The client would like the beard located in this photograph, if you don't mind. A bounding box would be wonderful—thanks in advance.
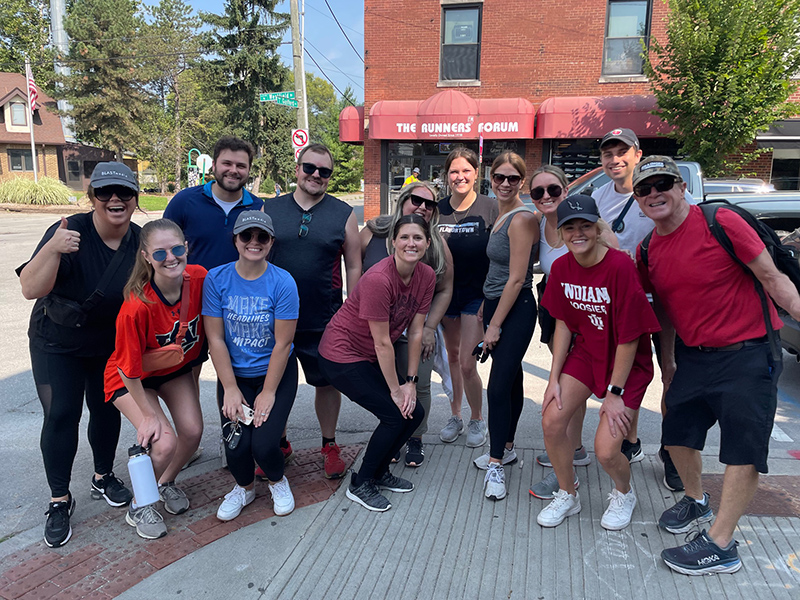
[213,169,247,193]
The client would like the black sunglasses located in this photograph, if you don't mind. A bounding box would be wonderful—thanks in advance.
[491,173,522,186]
[408,194,437,211]
[298,212,312,238]
[151,245,186,262]
[301,162,333,179]
[238,229,271,244]
[94,186,135,202]
[633,177,676,197]
[530,184,564,200]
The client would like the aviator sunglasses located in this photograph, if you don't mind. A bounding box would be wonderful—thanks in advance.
[530,184,563,201]
[408,194,438,211]
[151,245,186,262]
[238,229,271,244]
[633,177,676,198]
[94,186,136,202]
[301,162,333,179]
[491,173,522,186]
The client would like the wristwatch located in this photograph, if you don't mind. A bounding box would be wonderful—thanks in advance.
[406,375,419,384]
[607,384,624,396]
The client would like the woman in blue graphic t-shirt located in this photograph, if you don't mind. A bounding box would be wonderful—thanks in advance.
[203,211,300,520]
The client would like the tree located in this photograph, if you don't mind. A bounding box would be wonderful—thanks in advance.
[644,0,800,176]
[0,1,55,90]
[60,0,151,159]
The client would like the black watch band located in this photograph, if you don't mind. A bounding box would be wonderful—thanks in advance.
[607,384,624,396]
[406,375,419,384]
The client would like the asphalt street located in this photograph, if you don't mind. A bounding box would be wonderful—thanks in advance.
[2,209,800,552]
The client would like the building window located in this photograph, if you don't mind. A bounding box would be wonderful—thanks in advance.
[67,160,81,182]
[10,102,28,126]
[603,0,651,76]
[441,5,481,81]
[9,149,34,172]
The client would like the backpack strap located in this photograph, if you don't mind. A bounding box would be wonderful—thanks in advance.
[640,229,654,269]
[174,271,192,347]
[611,195,637,233]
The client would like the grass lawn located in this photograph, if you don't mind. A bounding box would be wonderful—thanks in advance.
[138,195,170,211]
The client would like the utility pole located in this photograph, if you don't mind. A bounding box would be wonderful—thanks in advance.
[290,0,309,132]
[50,0,76,142]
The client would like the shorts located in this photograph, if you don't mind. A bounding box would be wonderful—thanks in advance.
[536,278,556,344]
[662,340,780,473]
[189,337,209,368]
[109,363,193,403]
[293,330,331,388]
[561,344,649,410]
[444,289,483,318]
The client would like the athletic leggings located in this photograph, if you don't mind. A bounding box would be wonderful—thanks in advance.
[217,354,298,485]
[319,356,424,485]
[483,289,537,460]
[394,335,434,437]
[30,348,122,498]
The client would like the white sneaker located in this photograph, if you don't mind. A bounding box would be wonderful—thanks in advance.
[600,488,637,530]
[269,476,295,516]
[473,446,518,470]
[217,484,255,521]
[537,489,581,527]
[484,463,506,501]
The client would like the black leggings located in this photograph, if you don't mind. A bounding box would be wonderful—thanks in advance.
[30,348,122,497]
[483,289,537,460]
[319,356,424,484]
[217,354,298,485]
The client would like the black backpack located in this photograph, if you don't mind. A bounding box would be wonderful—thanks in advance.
[640,199,800,360]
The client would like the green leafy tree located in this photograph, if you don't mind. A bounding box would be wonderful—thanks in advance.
[644,0,800,176]
[0,0,54,89]
[60,0,151,159]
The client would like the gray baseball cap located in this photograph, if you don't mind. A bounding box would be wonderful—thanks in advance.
[632,155,683,188]
[233,211,274,237]
[556,194,600,228]
[90,162,139,191]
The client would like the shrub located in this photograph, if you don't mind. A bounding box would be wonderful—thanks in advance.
[0,177,71,205]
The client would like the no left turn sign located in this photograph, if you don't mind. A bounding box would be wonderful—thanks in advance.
[292,129,309,149]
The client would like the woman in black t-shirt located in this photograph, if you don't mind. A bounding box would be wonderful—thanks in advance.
[17,162,141,549]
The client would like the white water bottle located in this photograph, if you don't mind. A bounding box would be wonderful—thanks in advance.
[127,445,159,506]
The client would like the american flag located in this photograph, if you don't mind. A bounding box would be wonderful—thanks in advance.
[26,63,38,114]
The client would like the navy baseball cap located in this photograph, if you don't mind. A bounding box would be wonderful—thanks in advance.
[600,128,640,151]
[90,162,139,192]
[557,194,600,228]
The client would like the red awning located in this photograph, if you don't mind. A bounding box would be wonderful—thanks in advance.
[365,89,535,140]
[339,105,364,143]
[535,95,672,139]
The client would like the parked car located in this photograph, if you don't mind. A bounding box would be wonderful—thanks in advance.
[704,178,775,194]
[567,161,704,202]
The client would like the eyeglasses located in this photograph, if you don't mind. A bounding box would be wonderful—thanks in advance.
[408,194,437,211]
[301,162,333,179]
[238,229,271,244]
[530,184,564,200]
[633,177,676,197]
[491,173,522,186]
[151,245,186,262]
[298,212,312,238]
[94,186,135,202]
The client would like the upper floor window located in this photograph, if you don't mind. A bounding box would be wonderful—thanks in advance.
[10,102,27,126]
[441,5,482,82]
[603,0,651,76]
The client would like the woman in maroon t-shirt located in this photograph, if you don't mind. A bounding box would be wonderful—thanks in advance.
[536,195,659,531]
[319,215,436,512]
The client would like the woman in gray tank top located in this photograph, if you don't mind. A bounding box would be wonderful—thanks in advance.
[474,152,539,502]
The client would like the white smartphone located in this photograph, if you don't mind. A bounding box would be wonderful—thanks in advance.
[240,404,254,426]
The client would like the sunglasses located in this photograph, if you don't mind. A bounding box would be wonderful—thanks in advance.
[151,245,186,262]
[633,177,676,198]
[408,194,437,211]
[531,184,564,200]
[301,162,333,179]
[94,186,135,202]
[238,229,271,244]
[491,173,522,186]
[298,211,312,238]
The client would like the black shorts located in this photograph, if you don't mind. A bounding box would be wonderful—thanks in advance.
[293,330,331,388]
[536,278,556,344]
[662,340,781,473]
[189,337,209,368]
[109,363,193,403]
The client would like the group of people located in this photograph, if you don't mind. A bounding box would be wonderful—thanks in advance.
[19,129,800,577]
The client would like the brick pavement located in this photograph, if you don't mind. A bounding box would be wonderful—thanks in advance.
[0,445,360,600]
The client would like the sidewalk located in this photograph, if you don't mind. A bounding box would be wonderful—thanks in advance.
[2,440,799,599]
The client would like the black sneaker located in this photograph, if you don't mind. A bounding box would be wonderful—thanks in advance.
[662,529,741,575]
[90,472,133,507]
[345,473,392,512]
[44,494,75,548]
[375,470,414,493]
[658,446,685,492]
[658,493,714,533]
[621,438,644,463]
[404,437,424,467]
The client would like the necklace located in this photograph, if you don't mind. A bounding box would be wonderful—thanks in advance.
[452,193,476,225]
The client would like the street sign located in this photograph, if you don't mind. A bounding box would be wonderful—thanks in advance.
[260,91,296,102]
[197,153,212,173]
[292,129,309,149]
[275,98,299,108]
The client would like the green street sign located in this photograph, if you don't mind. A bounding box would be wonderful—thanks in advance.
[275,98,299,108]
[260,91,296,102]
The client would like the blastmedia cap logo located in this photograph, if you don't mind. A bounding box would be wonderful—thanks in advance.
[641,161,665,172]
[611,129,623,135]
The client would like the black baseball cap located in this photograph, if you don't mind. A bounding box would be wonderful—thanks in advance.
[556,194,600,228]
[600,128,640,151]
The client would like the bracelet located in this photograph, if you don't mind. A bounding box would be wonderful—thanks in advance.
[406,375,419,384]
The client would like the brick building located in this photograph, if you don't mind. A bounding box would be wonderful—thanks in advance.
[341,1,800,220]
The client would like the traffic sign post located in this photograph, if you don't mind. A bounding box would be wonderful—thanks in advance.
[292,128,309,162]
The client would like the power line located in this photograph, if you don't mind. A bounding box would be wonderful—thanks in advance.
[304,1,363,37]
[322,0,364,63]
[304,38,364,90]
[304,47,355,106]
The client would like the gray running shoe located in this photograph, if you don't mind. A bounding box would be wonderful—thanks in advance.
[465,419,488,448]
[126,504,167,540]
[159,482,190,515]
[346,473,391,512]
[528,471,580,500]
[473,446,517,470]
[536,446,591,468]
[439,416,464,443]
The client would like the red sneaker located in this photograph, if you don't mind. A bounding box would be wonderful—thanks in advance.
[255,443,296,480]
[321,442,346,479]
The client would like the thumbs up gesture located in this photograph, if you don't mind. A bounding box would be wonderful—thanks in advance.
[50,216,81,254]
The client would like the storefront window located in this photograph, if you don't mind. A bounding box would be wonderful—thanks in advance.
[547,137,681,181]
[772,149,800,190]
[603,0,651,76]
